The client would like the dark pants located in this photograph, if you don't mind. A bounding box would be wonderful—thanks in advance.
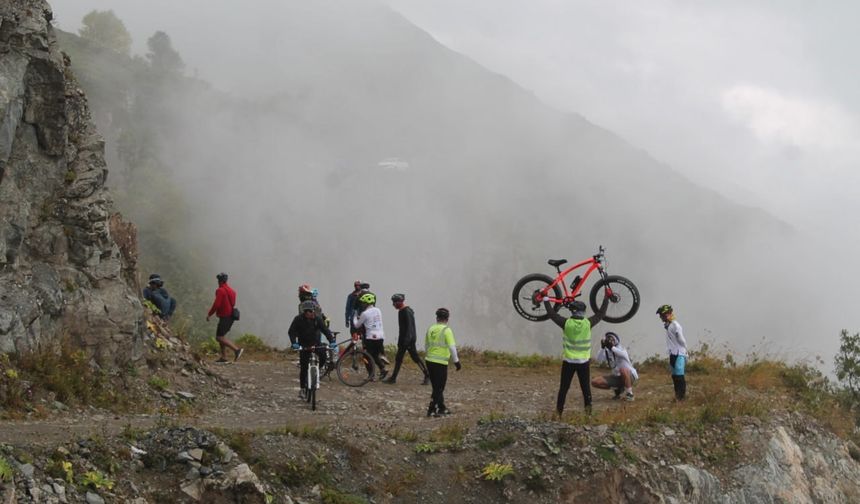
[298,348,326,390]
[427,361,448,413]
[389,339,428,380]
[670,355,687,400]
[557,361,591,414]
[364,339,387,374]
[216,316,234,337]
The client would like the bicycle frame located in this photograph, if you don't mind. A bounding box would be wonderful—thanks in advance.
[537,248,611,304]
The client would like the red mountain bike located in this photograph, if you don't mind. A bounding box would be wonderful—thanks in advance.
[512,246,640,323]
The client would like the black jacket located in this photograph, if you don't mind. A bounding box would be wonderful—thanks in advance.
[288,315,333,347]
[397,306,417,345]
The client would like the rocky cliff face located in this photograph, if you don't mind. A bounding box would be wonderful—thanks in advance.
[0,0,142,364]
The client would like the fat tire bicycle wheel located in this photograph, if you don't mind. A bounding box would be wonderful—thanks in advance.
[589,275,640,323]
[512,273,562,322]
[337,348,375,387]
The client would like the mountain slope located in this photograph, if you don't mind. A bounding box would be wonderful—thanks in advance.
[57,0,803,355]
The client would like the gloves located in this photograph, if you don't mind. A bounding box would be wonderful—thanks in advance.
[291,342,300,351]
[329,341,338,350]
[455,361,462,371]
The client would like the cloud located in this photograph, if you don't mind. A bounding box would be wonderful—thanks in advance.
[721,84,859,154]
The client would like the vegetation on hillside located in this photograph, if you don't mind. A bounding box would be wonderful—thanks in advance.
[58,25,215,344]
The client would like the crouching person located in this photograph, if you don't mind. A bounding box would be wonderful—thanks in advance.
[592,331,638,401]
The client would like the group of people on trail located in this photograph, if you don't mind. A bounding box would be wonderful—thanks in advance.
[287,281,459,417]
[546,299,687,417]
[146,270,685,418]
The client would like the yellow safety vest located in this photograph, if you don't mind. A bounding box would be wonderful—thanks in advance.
[562,318,592,361]
[425,323,455,365]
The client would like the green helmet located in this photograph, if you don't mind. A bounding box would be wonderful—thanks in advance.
[359,292,376,305]
[656,304,673,315]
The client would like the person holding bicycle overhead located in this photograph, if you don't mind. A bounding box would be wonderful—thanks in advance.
[544,298,608,416]
[352,292,388,380]
[657,304,687,401]
[289,300,336,398]
[384,293,430,385]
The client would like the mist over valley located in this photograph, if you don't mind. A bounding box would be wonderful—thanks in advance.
[50,0,857,366]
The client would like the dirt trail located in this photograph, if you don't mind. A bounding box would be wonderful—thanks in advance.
[0,357,665,445]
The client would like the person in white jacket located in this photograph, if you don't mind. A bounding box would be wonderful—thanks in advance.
[657,304,687,401]
[592,331,639,401]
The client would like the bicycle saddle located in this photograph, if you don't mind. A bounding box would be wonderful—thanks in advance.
[547,259,567,267]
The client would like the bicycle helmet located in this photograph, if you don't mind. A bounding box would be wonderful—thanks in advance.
[311,288,319,299]
[359,292,376,305]
[300,300,316,313]
[435,307,450,320]
[656,304,673,315]
[391,293,405,303]
[216,272,228,283]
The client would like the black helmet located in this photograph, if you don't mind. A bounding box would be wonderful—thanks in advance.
[300,300,316,313]
[567,300,586,311]
[435,307,450,320]
[360,282,371,290]
[391,293,405,303]
[216,272,229,283]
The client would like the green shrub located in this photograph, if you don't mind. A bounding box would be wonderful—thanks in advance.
[148,376,169,391]
[80,470,114,490]
[0,456,12,482]
[235,334,273,352]
[197,338,220,355]
[480,462,514,481]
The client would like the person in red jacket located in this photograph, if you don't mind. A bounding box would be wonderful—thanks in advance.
[206,272,243,363]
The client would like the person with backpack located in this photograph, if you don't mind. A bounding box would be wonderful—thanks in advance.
[424,308,461,417]
[142,273,177,320]
[206,272,243,363]
[383,293,429,385]
[657,304,687,400]
[592,331,638,401]
[544,298,608,416]
[344,281,362,329]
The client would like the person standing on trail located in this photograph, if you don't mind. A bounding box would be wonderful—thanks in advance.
[206,272,243,363]
[290,300,336,398]
[545,299,608,416]
[345,281,362,329]
[657,304,687,401]
[383,293,430,385]
[592,331,638,401]
[352,292,388,380]
[424,308,461,417]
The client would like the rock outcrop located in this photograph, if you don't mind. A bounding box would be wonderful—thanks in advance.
[0,0,142,364]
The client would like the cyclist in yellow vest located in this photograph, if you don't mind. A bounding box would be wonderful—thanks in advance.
[424,307,461,417]
[545,298,608,416]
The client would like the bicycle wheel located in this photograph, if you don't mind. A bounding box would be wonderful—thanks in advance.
[337,348,375,387]
[309,367,318,410]
[589,275,640,323]
[512,273,562,322]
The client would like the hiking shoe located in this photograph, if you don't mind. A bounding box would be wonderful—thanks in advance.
[234,348,245,362]
[215,358,230,364]
[437,408,452,416]
[379,369,389,380]
[382,378,396,384]
[624,392,634,402]
[299,389,306,399]
[612,389,622,400]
